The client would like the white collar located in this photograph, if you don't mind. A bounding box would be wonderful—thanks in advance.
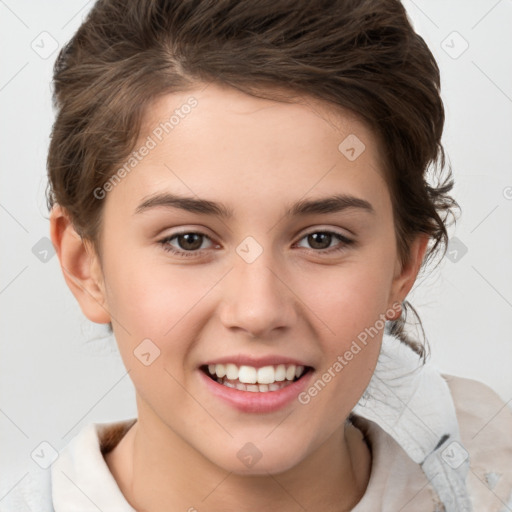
[353,328,472,511]
[51,420,136,511]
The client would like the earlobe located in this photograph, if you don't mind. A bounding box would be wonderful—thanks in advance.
[49,205,111,324]
[388,234,430,311]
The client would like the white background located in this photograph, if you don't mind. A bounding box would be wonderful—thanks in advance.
[1,0,511,492]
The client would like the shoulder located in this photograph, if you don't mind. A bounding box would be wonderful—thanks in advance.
[350,415,445,510]
[0,418,136,512]
[351,372,512,511]
[0,469,53,512]
[443,374,512,510]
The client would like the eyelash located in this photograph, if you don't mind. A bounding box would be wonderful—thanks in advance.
[158,230,355,259]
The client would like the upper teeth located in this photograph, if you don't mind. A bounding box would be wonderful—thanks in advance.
[207,364,305,384]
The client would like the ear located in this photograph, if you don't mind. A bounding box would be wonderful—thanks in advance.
[388,234,430,309]
[49,205,111,324]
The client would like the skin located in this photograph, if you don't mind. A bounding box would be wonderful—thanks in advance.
[50,82,428,511]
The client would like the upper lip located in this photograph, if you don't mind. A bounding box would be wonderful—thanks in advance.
[201,355,313,369]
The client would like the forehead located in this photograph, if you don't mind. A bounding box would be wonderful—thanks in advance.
[140,83,376,159]
[108,83,389,216]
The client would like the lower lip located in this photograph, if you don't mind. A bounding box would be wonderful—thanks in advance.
[198,369,314,413]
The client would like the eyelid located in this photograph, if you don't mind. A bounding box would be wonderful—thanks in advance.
[298,226,353,240]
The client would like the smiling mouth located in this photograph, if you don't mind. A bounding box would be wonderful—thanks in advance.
[200,363,314,393]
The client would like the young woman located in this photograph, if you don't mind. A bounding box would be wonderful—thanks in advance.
[3,1,511,511]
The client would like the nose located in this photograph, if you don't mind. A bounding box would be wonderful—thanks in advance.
[218,250,298,339]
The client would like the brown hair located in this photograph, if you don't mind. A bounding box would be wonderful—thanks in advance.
[47,0,458,357]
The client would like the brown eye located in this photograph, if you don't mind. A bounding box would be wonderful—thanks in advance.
[175,233,204,251]
[159,231,215,258]
[307,232,333,250]
[296,230,354,255]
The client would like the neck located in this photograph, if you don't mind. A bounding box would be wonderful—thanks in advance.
[105,411,371,512]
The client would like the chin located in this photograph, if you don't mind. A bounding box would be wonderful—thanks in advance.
[205,442,308,476]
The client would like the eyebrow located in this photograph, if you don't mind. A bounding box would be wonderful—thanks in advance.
[134,192,375,218]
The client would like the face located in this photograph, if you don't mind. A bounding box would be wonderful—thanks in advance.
[88,83,408,474]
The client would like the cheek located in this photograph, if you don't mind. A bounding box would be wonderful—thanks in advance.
[295,269,388,422]
[101,254,228,401]
[102,249,221,338]
[101,256,215,413]
[292,256,393,401]
[303,259,395,335]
